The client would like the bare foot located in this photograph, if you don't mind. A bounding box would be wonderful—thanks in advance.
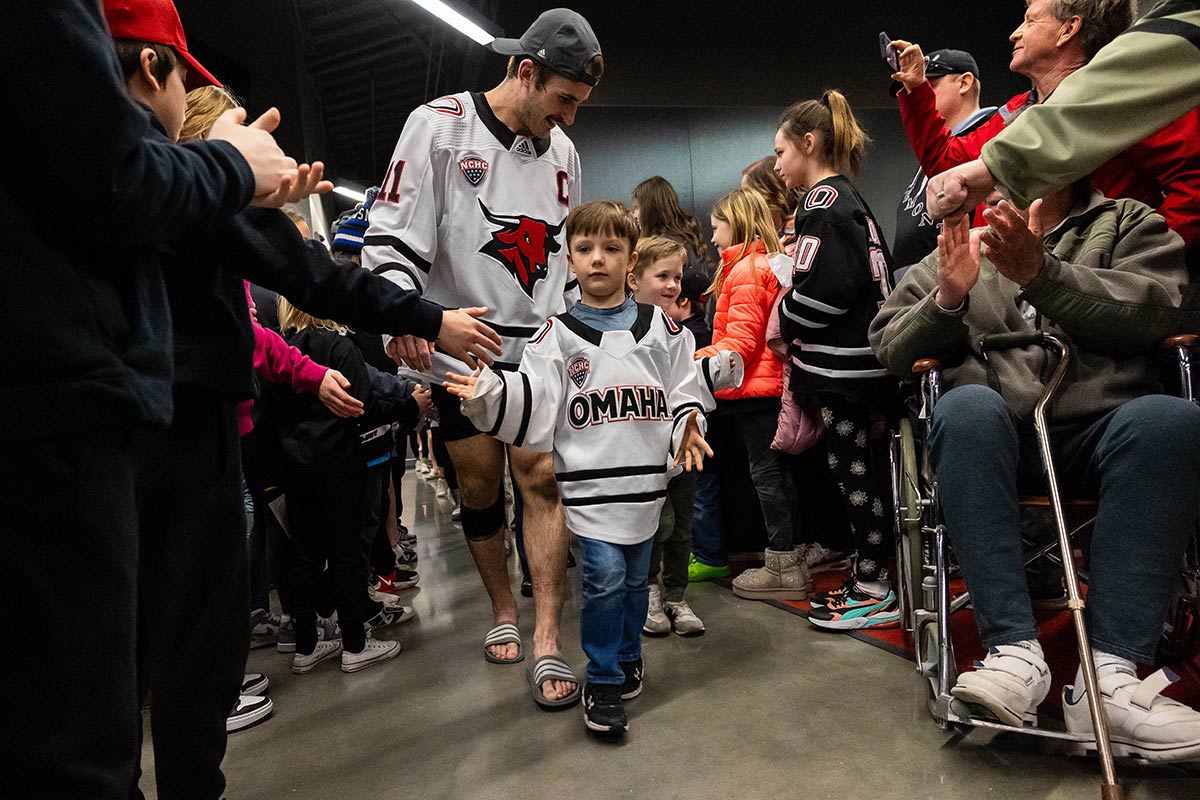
[486,641,520,662]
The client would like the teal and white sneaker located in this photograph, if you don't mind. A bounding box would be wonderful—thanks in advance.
[808,581,900,630]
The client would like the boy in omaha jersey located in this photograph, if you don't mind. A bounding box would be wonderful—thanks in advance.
[445,202,712,735]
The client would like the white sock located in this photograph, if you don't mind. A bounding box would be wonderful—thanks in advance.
[855,579,890,599]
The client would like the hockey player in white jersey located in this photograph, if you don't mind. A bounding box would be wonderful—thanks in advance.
[445,201,712,735]
[362,9,602,707]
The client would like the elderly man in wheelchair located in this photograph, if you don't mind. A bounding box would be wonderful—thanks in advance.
[868,182,1200,765]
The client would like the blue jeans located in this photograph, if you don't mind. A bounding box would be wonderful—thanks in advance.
[578,534,654,685]
[929,385,1200,663]
[691,472,726,567]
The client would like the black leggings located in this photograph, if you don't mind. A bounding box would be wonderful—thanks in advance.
[430,426,458,491]
[286,471,380,654]
[818,394,890,582]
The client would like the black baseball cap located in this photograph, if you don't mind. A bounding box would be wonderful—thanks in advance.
[679,267,710,305]
[488,8,603,87]
[890,48,980,96]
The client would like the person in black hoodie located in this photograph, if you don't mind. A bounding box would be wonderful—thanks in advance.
[121,21,504,799]
[0,2,311,797]
[266,299,405,674]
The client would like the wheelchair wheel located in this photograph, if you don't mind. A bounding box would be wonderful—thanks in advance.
[917,616,944,723]
[898,418,925,615]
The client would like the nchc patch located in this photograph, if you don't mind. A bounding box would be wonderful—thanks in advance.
[458,156,489,186]
[567,356,590,388]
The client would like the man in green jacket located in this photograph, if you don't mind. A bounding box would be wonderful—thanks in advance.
[926,1,1200,219]
[869,186,1200,761]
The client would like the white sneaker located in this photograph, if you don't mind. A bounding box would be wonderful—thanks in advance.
[415,459,431,477]
[292,639,343,674]
[341,638,402,673]
[227,694,273,733]
[664,599,705,636]
[435,478,450,498]
[951,643,1050,726]
[240,672,269,696]
[643,584,670,635]
[1064,666,1200,762]
[801,543,852,574]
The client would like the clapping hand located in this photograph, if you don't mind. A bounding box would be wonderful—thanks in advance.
[980,200,1046,288]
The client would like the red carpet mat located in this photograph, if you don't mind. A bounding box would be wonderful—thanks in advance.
[718,563,1200,715]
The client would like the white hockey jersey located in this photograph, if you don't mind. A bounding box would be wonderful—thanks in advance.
[461,304,707,545]
[362,91,582,381]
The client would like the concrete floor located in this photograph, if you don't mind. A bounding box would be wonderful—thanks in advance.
[140,476,1200,799]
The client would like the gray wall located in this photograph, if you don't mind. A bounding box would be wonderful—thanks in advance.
[567,106,916,248]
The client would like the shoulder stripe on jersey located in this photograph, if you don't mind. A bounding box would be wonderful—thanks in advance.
[663,311,682,335]
[556,464,668,482]
[700,356,716,394]
[488,371,509,438]
[512,371,533,448]
[484,321,542,339]
[560,489,669,507]
[490,360,520,372]
[363,235,431,273]
[529,320,555,346]
[780,302,830,329]
[425,96,464,117]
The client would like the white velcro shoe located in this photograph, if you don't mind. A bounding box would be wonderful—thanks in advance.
[950,643,1050,727]
[1064,667,1200,763]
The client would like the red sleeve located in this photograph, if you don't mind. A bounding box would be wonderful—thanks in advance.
[699,259,776,364]
[898,81,1007,177]
[253,322,328,395]
[1120,110,1200,252]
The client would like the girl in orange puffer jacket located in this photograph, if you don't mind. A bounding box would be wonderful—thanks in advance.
[696,189,810,601]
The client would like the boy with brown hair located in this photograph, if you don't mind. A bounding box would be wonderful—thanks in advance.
[446,201,712,735]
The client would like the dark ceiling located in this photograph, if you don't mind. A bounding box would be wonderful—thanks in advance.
[177,0,1161,204]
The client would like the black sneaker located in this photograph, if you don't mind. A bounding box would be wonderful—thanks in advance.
[227,694,273,733]
[619,658,643,700]
[583,682,627,734]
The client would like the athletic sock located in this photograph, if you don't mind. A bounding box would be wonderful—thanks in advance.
[855,579,890,599]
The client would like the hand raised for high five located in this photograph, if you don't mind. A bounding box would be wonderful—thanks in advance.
[674,410,714,472]
[388,307,504,373]
[207,107,333,207]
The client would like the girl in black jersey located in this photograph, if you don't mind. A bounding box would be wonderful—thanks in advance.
[775,90,900,631]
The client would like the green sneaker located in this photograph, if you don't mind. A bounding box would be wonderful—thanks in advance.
[688,553,730,582]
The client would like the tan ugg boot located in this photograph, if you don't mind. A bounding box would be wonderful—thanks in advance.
[732,548,812,600]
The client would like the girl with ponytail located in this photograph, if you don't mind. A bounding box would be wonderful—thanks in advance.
[767,89,901,631]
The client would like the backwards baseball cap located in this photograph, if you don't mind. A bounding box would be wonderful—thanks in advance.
[104,0,220,90]
[488,8,603,87]
[890,48,980,96]
[679,267,710,306]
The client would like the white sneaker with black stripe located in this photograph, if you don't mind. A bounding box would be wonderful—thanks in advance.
[227,694,273,733]
[240,673,269,697]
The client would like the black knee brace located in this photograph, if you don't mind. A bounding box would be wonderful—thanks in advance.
[460,493,506,542]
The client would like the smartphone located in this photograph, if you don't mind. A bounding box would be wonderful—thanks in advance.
[879,31,898,71]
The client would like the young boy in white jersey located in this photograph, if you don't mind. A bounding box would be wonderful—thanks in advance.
[627,236,706,636]
[445,201,712,735]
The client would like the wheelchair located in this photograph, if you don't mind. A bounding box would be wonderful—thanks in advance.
[888,330,1200,800]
